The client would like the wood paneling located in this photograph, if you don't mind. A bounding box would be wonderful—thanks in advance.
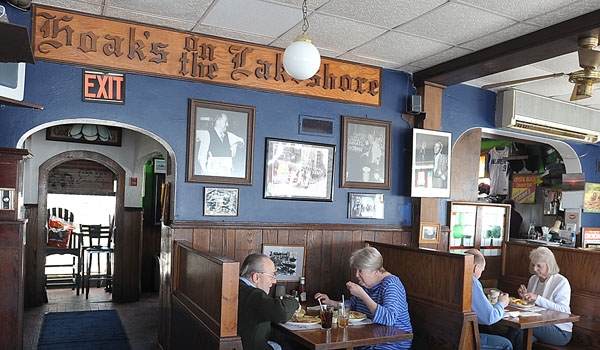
[0,220,26,349]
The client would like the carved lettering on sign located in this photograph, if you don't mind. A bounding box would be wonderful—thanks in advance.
[32,5,381,106]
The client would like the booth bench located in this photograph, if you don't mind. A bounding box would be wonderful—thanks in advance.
[367,241,480,350]
[170,241,242,349]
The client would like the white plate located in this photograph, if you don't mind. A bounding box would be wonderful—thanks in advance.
[509,303,533,309]
[285,321,320,326]
[348,317,367,323]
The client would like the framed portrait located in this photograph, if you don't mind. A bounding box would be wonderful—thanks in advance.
[186,99,255,185]
[348,193,384,219]
[341,116,391,189]
[419,222,441,244]
[411,128,452,198]
[263,138,335,201]
[262,244,305,281]
[203,187,239,216]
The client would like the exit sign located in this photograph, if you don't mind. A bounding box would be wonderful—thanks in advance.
[82,70,125,104]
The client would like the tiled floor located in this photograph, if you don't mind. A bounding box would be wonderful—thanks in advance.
[23,287,159,350]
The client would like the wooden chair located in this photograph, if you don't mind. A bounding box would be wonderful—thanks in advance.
[79,224,113,299]
[45,207,82,294]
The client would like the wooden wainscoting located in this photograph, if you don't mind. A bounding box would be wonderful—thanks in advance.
[158,221,411,349]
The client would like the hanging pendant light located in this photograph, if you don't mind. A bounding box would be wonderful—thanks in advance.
[283,0,321,80]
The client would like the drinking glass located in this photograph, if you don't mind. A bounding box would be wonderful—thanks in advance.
[319,305,333,329]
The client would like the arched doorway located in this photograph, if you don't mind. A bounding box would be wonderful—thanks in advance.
[35,151,128,304]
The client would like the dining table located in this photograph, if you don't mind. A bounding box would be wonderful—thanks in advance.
[274,319,413,350]
[499,304,580,350]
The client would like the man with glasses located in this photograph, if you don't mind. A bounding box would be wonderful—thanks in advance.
[238,253,300,350]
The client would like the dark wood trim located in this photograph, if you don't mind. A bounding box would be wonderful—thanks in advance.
[170,220,411,232]
[414,9,600,86]
[32,150,126,306]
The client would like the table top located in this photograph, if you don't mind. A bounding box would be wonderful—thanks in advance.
[500,305,580,330]
[274,321,412,350]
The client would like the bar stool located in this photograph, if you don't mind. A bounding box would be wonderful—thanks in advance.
[79,224,113,299]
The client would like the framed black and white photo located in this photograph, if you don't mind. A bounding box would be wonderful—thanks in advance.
[203,187,239,216]
[341,116,391,189]
[187,99,255,185]
[411,128,452,198]
[262,244,305,281]
[419,222,441,244]
[263,138,335,201]
[348,193,384,219]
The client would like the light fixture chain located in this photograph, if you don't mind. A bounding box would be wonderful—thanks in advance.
[301,0,309,35]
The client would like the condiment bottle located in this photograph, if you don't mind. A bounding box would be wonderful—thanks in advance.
[299,276,307,303]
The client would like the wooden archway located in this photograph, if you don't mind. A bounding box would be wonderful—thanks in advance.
[34,150,126,304]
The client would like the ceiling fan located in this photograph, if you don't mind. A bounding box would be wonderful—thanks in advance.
[482,36,600,101]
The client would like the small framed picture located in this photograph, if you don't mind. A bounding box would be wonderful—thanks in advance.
[203,187,239,216]
[262,244,305,281]
[411,128,452,198]
[348,193,384,219]
[419,222,441,244]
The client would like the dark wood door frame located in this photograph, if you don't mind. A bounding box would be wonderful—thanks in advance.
[36,150,125,303]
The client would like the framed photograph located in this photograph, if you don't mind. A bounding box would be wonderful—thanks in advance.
[341,116,391,189]
[263,138,335,201]
[203,187,239,216]
[186,99,255,185]
[411,128,452,198]
[419,222,441,244]
[348,193,384,219]
[262,244,305,281]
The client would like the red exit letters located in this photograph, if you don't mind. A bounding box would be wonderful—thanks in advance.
[83,70,125,103]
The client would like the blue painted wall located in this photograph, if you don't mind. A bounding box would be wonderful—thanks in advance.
[1,5,417,225]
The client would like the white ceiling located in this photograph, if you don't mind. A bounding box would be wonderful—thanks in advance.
[27,0,600,109]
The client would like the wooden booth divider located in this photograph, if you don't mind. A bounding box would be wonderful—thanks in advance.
[171,240,242,349]
[498,241,600,349]
[367,241,480,349]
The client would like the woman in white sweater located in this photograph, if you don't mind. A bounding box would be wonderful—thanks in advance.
[508,246,572,348]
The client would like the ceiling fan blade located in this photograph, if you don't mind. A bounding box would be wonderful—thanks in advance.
[578,48,600,69]
[570,82,593,101]
[481,73,565,90]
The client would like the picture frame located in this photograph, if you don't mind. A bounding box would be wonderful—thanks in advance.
[46,124,122,147]
[186,99,255,185]
[203,187,239,216]
[341,115,391,189]
[348,192,384,219]
[262,244,305,281]
[411,128,452,198]
[419,222,441,244]
[263,138,335,201]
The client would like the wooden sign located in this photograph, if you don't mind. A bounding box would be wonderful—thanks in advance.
[32,5,381,106]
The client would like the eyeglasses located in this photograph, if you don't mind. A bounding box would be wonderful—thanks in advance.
[258,272,277,280]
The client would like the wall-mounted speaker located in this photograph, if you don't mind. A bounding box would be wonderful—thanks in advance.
[407,95,422,114]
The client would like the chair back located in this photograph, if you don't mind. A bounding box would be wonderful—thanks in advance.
[79,224,112,249]
[47,207,74,224]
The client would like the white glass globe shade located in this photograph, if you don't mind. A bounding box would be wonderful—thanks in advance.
[283,39,321,80]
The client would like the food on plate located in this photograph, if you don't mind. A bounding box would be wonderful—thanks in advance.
[290,314,321,323]
[509,297,529,306]
[349,311,366,319]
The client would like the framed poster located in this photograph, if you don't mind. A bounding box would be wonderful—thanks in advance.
[203,187,239,216]
[584,182,600,213]
[419,222,441,244]
[348,193,384,219]
[186,99,255,185]
[263,138,335,201]
[411,128,452,198]
[341,116,391,189]
[262,244,305,281]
